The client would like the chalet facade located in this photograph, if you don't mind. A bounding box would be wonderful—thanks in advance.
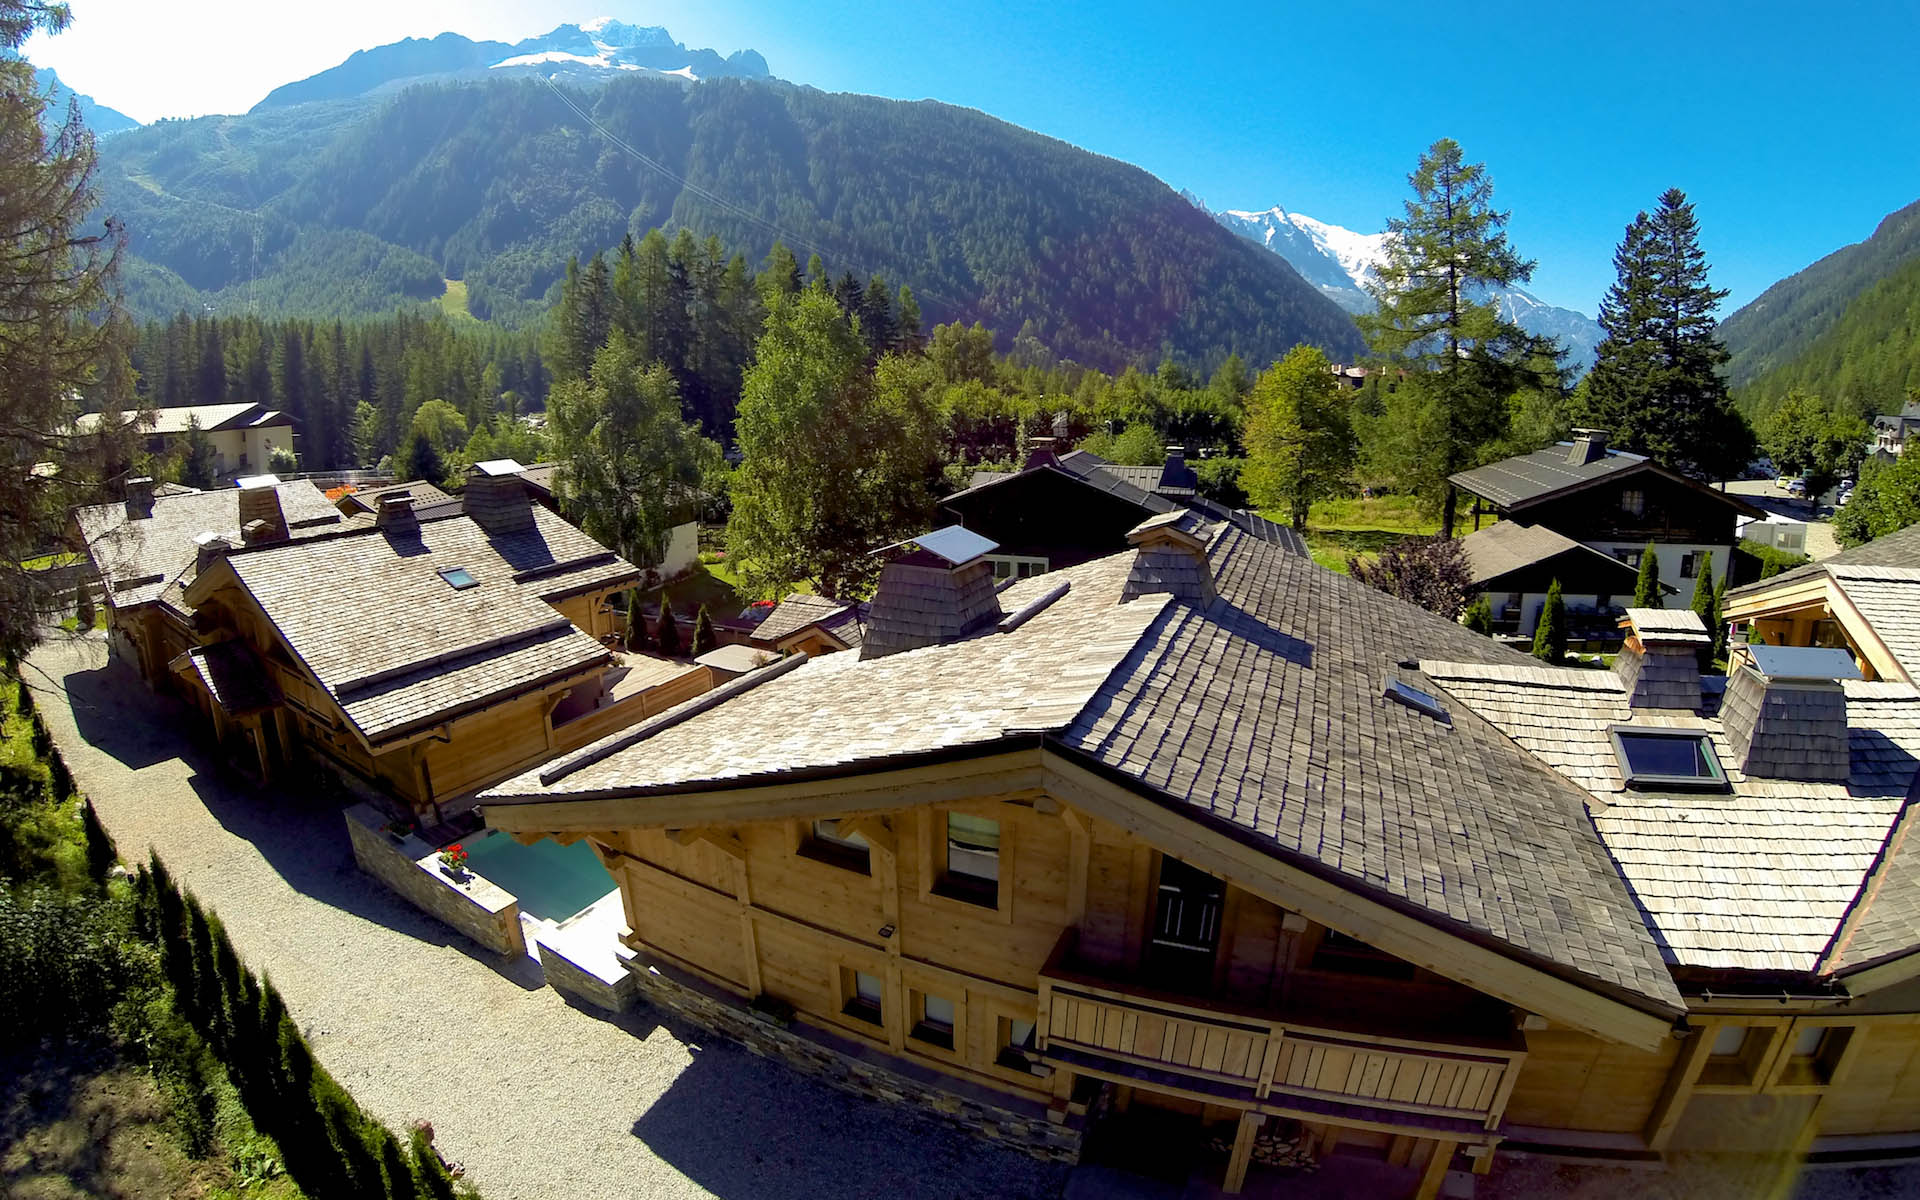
[1451,430,1763,591]
[1874,400,1920,458]
[476,512,1920,1196]
[1722,520,1920,684]
[1459,520,1667,638]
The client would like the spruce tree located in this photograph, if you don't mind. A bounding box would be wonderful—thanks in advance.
[1533,579,1567,664]
[1463,593,1494,636]
[1633,540,1662,608]
[623,588,650,652]
[1576,190,1753,480]
[656,590,683,656]
[1711,571,1729,664]
[1359,138,1543,537]
[894,285,923,352]
[690,605,717,657]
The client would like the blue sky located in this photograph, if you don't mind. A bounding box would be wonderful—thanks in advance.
[28,0,1920,316]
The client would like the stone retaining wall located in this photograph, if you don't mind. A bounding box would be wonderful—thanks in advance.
[344,803,525,957]
[625,947,1083,1163]
[537,935,637,1013]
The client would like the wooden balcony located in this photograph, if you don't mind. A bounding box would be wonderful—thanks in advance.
[1036,930,1526,1135]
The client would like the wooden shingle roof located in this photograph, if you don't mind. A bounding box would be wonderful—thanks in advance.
[486,527,1682,1014]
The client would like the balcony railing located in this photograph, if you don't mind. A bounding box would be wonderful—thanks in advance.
[1036,930,1526,1131]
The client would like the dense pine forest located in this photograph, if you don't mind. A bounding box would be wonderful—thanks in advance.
[99,75,1363,371]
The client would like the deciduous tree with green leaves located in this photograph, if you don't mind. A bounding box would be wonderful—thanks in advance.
[1833,452,1920,548]
[1359,138,1542,538]
[1242,346,1357,530]
[1760,390,1870,500]
[1574,189,1753,480]
[548,332,721,570]
[727,291,943,598]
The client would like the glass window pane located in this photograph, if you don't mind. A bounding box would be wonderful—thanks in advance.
[1792,1026,1826,1058]
[1008,1019,1036,1049]
[947,813,1001,882]
[855,971,884,1006]
[1618,732,1720,781]
[812,818,867,850]
[922,994,955,1030]
[1710,1026,1749,1057]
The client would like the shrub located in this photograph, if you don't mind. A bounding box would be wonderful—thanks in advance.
[1348,537,1471,620]
[656,591,683,656]
[690,605,717,658]
[623,587,649,652]
[1463,593,1494,636]
[1533,579,1568,664]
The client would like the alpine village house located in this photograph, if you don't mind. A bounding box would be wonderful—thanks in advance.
[475,508,1920,1198]
[74,462,704,824]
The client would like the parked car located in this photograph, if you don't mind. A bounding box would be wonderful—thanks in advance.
[1785,477,1807,498]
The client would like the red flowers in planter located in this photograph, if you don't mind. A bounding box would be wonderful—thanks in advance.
[438,843,469,874]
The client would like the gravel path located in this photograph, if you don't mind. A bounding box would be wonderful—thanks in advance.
[28,636,1068,1200]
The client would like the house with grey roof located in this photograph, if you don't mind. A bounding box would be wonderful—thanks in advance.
[78,402,296,482]
[148,462,705,819]
[1451,430,1763,593]
[74,474,348,688]
[942,444,1302,582]
[1873,399,1920,458]
[1459,520,1669,640]
[1723,520,1920,684]
[749,592,868,656]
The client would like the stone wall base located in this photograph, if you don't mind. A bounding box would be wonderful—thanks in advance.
[625,949,1084,1163]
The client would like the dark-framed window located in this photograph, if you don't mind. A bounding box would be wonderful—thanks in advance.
[911,991,956,1050]
[803,818,871,873]
[1620,489,1646,518]
[1610,726,1728,791]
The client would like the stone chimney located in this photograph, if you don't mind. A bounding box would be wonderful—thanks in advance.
[194,531,231,575]
[1614,608,1707,711]
[124,476,155,520]
[374,490,419,534]
[861,525,1003,660]
[236,479,287,543]
[1567,428,1611,466]
[1720,645,1857,782]
[1121,510,1216,606]
[464,459,535,535]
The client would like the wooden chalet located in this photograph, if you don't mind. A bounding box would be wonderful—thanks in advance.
[82,462,707,823]
[75,474,349,689]
[472,509,1920,1195]
[1451,430,1763,591]
[749,593,868,656]
[942,445,1302,582]
[1723,520,1920,684]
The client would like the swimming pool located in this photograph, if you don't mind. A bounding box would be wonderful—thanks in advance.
[461,830,617,923]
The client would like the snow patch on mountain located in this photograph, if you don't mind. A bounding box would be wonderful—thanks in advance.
[1215,204,1603,369]
[492,49,642,72]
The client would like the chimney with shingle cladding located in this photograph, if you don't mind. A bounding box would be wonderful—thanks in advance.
[1567,428,1610,465]
[464,460,536,535]
[1614,608,1707,711]
[374,491,418,533]
[1720,650,1854,783]
[124,476,155,520]
[860,527,1003,659]
[1120,510,1216,606]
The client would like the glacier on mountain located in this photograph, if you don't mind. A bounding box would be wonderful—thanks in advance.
[1214,204,1603,369]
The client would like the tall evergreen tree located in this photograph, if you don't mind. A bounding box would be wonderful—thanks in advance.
[690,605,717,657]
[1690,552,1719,666]
[1533,578,1567,664]
[1359,138,1541,537]
[1633,540,1663,608]
[1575,189,1752,480]
[894,285,923,352]
[655,590,682,656]
[0,0,139,659]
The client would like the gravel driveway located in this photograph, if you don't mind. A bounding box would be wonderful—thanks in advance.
[27,636,1067,1200]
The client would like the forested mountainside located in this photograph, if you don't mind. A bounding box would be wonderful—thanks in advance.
[1720,195,1920,397]
[97,75,1362,371]
[1732,252,1920,417]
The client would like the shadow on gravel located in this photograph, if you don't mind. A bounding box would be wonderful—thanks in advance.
[629,1035,1067,1200]
[60,658,192,770]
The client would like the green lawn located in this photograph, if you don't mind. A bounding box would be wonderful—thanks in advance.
[1288,494,1444,575]
[20,552,81,570]
[700,552,814,604]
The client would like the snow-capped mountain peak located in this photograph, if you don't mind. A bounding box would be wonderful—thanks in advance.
[1214,203,1603,369]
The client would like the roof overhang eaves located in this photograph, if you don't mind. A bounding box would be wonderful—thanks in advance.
[1039,745,1684,1049]
[480,737,1050,828]
[360,652,611,750]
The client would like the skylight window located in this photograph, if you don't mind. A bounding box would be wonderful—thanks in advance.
[438,566,477,590]
[1384,679,1449,723]
[1610,726,1727,791]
